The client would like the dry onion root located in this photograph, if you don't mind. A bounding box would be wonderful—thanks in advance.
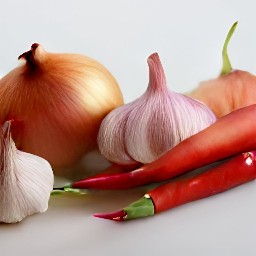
[0,43,123,174]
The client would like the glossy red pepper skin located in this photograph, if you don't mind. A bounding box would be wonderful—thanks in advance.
[149,151,256,213]
[93,151,256,221]
[73,105,256,190]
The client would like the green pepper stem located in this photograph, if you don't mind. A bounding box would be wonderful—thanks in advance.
[124,194,155,220]
[220,21,238,76]
[93,194,155,221]
[51,184,86,195]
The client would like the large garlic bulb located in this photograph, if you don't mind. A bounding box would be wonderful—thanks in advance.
[98,53,217,165]
[0,121,53,223]
[0,43,123,171]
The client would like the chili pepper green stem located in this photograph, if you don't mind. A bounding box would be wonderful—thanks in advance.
[51,184,86,195]
[124,194,155,220]
[94,195,155,221]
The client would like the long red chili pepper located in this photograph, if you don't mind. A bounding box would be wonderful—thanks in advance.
[94,151,256,220]
[72,105,256,190]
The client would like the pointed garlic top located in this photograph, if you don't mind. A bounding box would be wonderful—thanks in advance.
[98,53,217,165]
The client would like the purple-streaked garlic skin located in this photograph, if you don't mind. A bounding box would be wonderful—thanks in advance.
[98,53,217,165]
[97,101,139,165]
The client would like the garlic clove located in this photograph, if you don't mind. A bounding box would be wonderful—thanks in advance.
[97,100,140,165]
[0,121,54,223]
[98,53,217,165]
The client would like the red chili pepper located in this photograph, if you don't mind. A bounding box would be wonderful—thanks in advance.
[94,151,256,221]
[72,105,256,190]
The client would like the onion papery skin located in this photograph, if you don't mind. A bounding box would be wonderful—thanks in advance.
[0,44,124,172]
[188,70,256,118]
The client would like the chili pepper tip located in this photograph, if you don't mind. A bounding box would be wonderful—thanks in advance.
[93,210,127,221]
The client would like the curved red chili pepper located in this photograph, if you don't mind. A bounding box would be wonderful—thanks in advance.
[149,151,256,213]
[73,105,256,190]
[94,151,256,221]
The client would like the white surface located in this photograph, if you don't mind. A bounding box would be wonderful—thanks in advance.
[1,1,256,255]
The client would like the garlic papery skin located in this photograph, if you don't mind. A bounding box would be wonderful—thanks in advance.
[0,121,54,223]
[98,53,217,165]
[0,43,123,172]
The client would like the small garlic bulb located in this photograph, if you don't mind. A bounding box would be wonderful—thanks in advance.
[0,43,123,171]
[0,121,54,223]
[98,53,217,164]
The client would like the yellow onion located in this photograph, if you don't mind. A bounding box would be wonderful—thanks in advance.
[0,43,123,172]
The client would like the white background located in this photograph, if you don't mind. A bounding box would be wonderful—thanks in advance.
[1,1,256,255]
